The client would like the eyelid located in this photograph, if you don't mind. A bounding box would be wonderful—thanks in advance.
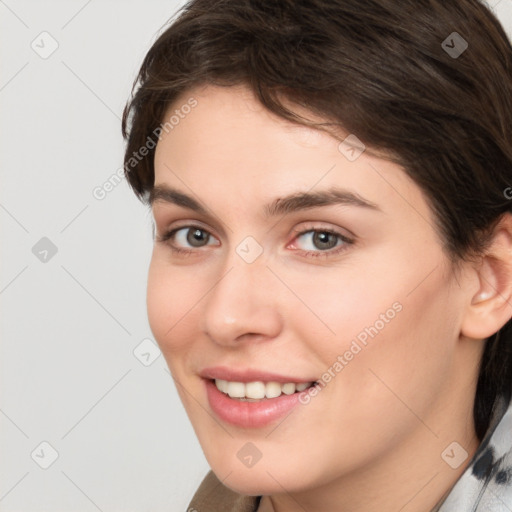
[155,218,217,239]
[152,207,227,240]
[288,221,354,242]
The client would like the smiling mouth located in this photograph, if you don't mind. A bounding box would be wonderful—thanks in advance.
[213,379,316,401]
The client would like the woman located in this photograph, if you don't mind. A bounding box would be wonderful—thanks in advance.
[122,0,512,510]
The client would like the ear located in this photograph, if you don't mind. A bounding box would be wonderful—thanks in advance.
[461,213,512,340]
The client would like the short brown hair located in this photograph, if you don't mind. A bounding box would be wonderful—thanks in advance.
[122,0,512,439]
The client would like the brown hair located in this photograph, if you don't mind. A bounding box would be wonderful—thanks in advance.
[122,0,512,439]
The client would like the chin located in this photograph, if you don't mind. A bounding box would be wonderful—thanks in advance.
[209,458,316,497]
[220,471,286,496]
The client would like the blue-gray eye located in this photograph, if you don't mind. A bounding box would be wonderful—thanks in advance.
[174,227,215,248]
[296,230,343,251]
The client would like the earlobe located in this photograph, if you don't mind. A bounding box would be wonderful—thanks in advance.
[461,214,512,340]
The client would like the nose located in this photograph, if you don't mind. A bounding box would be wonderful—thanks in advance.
[201,258,283,347]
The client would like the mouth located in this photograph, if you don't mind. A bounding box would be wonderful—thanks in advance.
[200,367,319,427]
[212,378,316,401]
[204,378,316,428]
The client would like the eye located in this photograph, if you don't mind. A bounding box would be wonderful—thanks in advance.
[291,229,352,254]
[159,226,220,251]
[176,227,214,248]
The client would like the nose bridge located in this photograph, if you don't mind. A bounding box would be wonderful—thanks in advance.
[202,249,282,345]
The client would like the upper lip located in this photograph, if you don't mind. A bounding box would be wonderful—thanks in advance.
[200,366,316,384]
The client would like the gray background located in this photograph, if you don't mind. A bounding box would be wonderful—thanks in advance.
[1,1,511,511]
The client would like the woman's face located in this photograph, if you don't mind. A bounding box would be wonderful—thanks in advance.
[148,84,481,496]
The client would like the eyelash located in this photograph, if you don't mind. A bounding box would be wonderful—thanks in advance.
[156,225,354,259]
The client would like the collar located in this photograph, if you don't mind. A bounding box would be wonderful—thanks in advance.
[434,390,512,511]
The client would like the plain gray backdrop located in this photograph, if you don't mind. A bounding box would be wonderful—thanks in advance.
[1,1,511,511]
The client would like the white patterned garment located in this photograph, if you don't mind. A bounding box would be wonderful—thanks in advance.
[435,392,512,511]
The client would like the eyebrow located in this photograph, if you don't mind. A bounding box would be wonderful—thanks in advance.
[150,186,208,215]
[149,184,380,217]
[265,189,380,216]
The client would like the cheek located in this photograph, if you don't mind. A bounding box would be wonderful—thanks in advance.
[146,253,203,354]
[283,251,459,403]
[279,260,404,350]
[328,264,459,425]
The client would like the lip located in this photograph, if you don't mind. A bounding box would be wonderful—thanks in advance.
[204,379,306,428]
[200,366,316,384]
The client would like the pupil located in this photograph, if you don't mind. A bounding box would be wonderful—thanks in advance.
[313,231,337,250]
[187,228,208,247]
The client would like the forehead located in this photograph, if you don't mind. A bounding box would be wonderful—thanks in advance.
[153,84,431,225]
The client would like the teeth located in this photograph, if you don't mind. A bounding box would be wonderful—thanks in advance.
[214,379,313,399]
[282,382,296,395]
[246,381,266,399]
[227,381,245,398]
[265,382,282,398]
[216,379,228,394]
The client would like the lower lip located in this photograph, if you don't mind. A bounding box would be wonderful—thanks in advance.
[205,379,304,428]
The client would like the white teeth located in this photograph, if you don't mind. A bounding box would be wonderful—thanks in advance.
[216,379,228,393]
[246,381,266,399]
[265,382,282,398]
[227,381,245,398]
[214,379,313,399]
[282,383,296,395]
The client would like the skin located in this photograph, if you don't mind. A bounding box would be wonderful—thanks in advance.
[148,84,512,512]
